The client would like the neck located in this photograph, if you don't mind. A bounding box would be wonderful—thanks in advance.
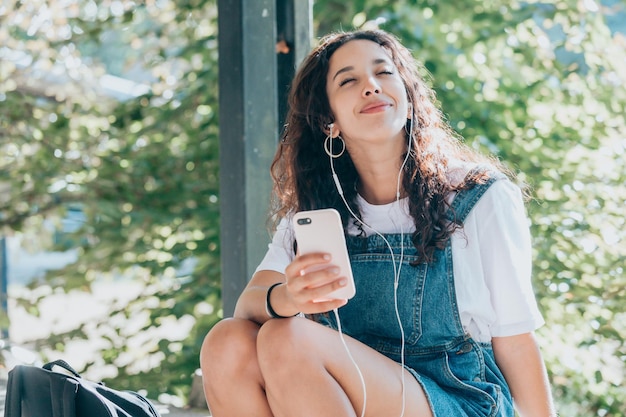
[357,178,403,205]
[353,153,405,205]
[344,132,409,205]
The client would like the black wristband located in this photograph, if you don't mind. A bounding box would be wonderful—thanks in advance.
[265,283,296,319]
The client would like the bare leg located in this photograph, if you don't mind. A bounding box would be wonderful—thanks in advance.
[257,316,433,417]
[200,318,273,417]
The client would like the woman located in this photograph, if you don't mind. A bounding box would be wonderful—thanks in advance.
[200,29,556,417]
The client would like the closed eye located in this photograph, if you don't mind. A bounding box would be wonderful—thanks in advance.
[338,78,356,87]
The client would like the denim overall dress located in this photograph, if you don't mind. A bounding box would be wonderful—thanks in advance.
[316,176,515,416]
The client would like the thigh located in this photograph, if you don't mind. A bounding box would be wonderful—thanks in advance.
[261,317,434,417]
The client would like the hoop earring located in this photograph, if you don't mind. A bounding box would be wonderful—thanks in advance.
[324,135,345,158]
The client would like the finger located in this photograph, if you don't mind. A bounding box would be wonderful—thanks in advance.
[285,252,331,280]
[304,274,349,300]
[300,265,343,290]
[302,297,348,315]
[286,269,347,311]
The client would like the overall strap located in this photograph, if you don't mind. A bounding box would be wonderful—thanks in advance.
[446,170,507,225]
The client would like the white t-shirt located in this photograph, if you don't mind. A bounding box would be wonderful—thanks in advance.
[255,179,544,343]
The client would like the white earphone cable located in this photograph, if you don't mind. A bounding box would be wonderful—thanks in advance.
[333,308,367,417]
[327,112,413,417]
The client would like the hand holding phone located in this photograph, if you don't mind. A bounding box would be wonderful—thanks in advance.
[292,208,356,301]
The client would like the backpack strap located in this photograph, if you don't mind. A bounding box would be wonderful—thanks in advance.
[44,359,82,378]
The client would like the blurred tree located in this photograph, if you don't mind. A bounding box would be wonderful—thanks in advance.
[1,0,624,414]
[1,0,222,402]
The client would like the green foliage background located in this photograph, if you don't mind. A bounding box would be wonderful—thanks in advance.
[1,0,624,415]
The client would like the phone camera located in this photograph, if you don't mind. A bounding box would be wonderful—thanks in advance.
[297,218,312,225]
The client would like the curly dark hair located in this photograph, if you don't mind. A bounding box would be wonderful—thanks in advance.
[270,29,508,263]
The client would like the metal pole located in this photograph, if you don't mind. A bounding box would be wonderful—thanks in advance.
[0,237,8,338]
[217,0,312,317]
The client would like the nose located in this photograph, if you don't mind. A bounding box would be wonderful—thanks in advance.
[363,77,381,96]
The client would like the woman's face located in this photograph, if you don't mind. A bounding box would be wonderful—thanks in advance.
[325,39,409,146]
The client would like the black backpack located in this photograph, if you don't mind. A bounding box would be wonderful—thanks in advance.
[4,360,160,417]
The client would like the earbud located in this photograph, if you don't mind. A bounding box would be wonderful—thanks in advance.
[326,122,342,195]
[407,102,413,117]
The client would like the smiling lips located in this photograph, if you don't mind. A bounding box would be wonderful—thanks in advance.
[360,101,392,113]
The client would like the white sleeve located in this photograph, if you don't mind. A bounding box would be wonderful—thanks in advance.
[476,180,545,337]
[254,217,295,274]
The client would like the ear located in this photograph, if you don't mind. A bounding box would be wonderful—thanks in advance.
[325,121,342,138]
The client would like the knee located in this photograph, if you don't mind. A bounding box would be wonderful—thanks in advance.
[257,318,311,370]
[200,318,260,380]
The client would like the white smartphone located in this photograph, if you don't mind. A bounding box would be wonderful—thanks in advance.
[292,208,356,301]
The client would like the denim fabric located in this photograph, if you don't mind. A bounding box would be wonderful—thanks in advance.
[316,175,514,416]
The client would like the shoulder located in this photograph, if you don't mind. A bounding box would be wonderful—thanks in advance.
[446,160,476,187]
[446,159,515,187]
[446,160,505,186]
[468,178,528,231]
[481,178,526,211]
[447,161,525,221]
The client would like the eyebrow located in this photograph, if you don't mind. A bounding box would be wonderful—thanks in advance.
[331,58,390,81]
